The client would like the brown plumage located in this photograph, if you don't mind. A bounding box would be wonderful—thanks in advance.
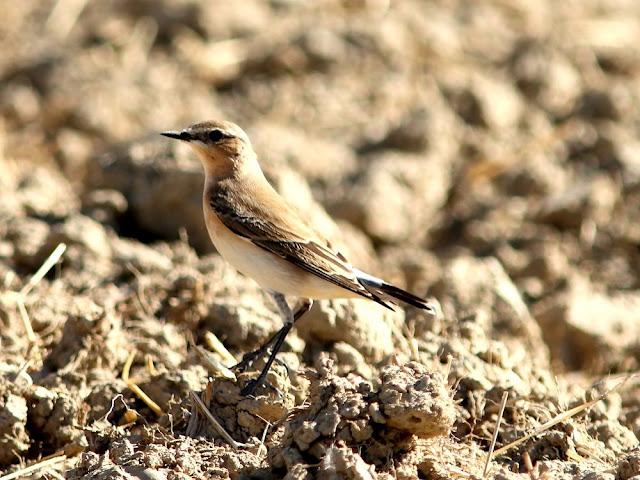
[161,120,435,394]
[207,177,393,309]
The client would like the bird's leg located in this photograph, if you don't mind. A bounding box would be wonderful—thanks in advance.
[233,328,282,371]
[241,296,313,396]
[233,293,290,371]
[234,294,310,371]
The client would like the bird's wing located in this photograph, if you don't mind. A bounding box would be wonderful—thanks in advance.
[208,181,393,308]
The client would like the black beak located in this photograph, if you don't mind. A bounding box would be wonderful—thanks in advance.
[161,130,191,141]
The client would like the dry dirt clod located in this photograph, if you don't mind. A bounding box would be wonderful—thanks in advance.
[318,443,377,480]
[443,72,523,131]
[206,293,281,351]
[47,214,113,258]
[377,363,454,438]
[535,276,640,371]
[89,138,210,251]
[16,166,80,219]
[0,382,30,466]
[268,356,456,477]
[28,386,88,453]
[618,447,640,480]
[296,299,403,362]
[6,217,52,270]
[82,188,128,226]
[328,152,451,244]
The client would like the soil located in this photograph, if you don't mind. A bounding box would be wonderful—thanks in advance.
[1,1,640,479]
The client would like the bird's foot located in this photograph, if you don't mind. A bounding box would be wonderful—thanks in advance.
[233,347,268,372]
[240,375,281,397]
[236,323,293,397]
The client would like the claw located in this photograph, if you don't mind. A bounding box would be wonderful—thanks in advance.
[240,377,279,397]
[240,379,260,397]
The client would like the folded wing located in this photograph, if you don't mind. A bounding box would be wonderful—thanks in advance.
[208,179,394,309]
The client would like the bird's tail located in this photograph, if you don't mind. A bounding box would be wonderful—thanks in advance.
[354,269,435,314]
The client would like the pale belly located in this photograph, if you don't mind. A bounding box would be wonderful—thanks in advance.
[203,206,358,299]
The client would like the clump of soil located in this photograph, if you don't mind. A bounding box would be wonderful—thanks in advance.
[1,0,640,478]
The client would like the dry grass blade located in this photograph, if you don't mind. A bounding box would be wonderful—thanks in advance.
[492,375,634,457]
[128,383,163,416]
[121,351,136,382]
[522,451,537,480]
[204,331,237,367]
[189,390,243,449]
[13,243,67,343]
[0,453,67,480]
[193,344,237,381]
[11,360,31,383]
[20,243,67,297]
[483,391,509,478]
[46,0,88,39]
[17,300,36,343]
[146,354,157,376]
[121,351,163,416]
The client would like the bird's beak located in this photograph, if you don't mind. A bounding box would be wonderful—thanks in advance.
[160,130,192,141]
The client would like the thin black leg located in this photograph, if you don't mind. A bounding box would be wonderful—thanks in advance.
[233,292,294,372]
[233,328,281,372]
[240,297,313,396]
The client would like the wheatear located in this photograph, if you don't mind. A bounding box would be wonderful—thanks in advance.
[161,120,435,395]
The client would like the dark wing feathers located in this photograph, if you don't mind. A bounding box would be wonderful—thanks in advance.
[208,184,393,309]
[253,239,392,309]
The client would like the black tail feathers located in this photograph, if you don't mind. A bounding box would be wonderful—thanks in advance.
[375,281,435,313]
[355,269,435,314]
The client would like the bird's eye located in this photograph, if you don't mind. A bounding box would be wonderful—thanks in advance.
[208,129,224,143]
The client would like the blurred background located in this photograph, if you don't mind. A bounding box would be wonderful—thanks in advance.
[2,0,640,478]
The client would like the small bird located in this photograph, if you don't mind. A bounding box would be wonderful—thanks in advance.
[161,121,435,395]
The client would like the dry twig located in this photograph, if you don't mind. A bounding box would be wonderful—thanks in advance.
[122,351,163,416]
[189,390,244,449]
[492,375,634,457]
[483,391,509,478]
[204,331,237,367]
[0,453,67,480]
[9,243,67,343]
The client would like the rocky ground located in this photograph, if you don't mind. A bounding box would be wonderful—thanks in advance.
[1,0,640,478]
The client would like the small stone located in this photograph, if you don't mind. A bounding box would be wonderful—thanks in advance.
[378,363,454,438]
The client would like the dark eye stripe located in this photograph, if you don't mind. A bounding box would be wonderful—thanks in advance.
[208,129,224,142]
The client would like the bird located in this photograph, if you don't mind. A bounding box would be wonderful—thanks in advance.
[161,120,436,395]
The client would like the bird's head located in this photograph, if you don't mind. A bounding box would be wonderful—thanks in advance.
[161,120,255,176]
